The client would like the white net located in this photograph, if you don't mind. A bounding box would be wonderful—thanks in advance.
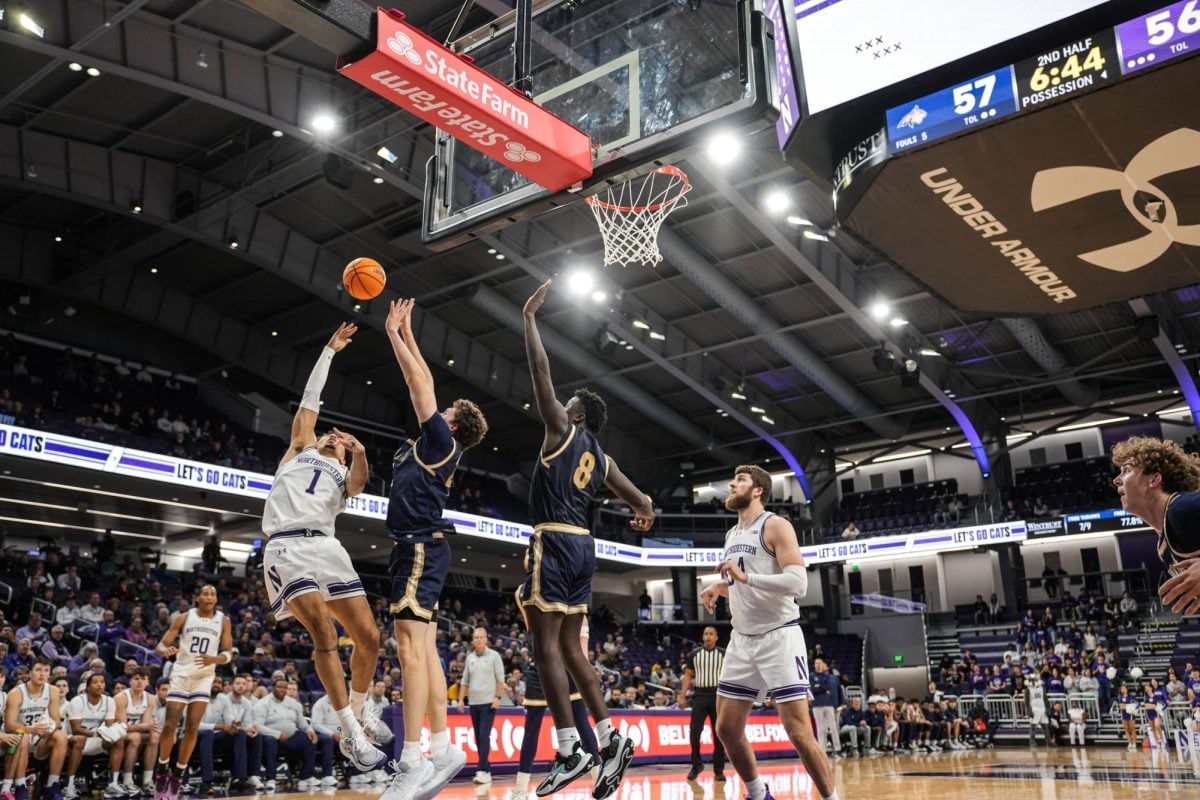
[585,165,690,267]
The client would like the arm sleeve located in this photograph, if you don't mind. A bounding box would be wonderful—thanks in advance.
[745,564,808,596]
[300,347,335,412]
[415,414,455,464]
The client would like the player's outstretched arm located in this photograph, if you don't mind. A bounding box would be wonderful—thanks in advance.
[330,427,369,496]
[603,458,655,532]
[385,299,438,422]
[283,323,357,466]
[522,280,569,443]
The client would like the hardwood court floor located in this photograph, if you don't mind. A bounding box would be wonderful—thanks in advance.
[298,747,1200,799]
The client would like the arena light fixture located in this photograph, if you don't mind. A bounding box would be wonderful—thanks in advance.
[1056,415,1130,432]
[786,215,813,226]
[890,317,908,328]
[310,113,337,133]
[874,448,931,463]
[750,405,765,414]
[632,319,651,330]
[731,391,747,400]
[705,132,742,164]
[764,189,790,213]
[271,129,284,138]
[86,67,100,77]
[869,302,891,320]
[566,270,595,296]
[591,290,607,303]
[761,415,775,425]
[376,146,398,163]
[68,62,82,72]
[803,230,829,241]
[373,176,384,184]
[17,10,45,38]
[649,331,666,341]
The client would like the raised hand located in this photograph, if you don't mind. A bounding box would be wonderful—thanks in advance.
[326,322,358,352]
[329,427,364,454]
[386,298,415,337]
[523,280,551,318]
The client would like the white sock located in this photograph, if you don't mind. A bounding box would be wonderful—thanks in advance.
[143,770,153,786]
[121,773,133,785]
[48,776,61,787]
[401,741,422,765]
[336,705,362,736]
[555,727,581,757]
[66,777,76,790]
[594,718,615,748]
[431,729,450,757]
[515,773,530,791]
[822,791,839,800]
[350,690,368,719]
[111,772,120,785]
[14,778,26,788]
[746,777,766,800]
[1,780,12,792]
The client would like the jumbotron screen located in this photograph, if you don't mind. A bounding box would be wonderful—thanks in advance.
[794,0,1111,114]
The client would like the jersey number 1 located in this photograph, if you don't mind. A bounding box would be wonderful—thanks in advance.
[304,468,321,495]
[573,452,596,490]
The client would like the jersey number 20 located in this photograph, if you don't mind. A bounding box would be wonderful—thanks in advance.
[573,452,596,490]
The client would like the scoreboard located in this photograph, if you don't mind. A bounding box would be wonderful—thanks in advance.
[883,1,1199,153]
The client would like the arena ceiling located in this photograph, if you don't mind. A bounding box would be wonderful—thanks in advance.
[1,0,1197,523]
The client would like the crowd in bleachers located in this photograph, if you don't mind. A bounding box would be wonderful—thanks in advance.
[1000,457,1116,519]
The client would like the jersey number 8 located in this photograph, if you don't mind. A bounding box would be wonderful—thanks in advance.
[573,452,596,490]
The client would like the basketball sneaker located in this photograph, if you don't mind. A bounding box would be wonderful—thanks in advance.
[2,789,15,800]
[153,769,170,800]
[360,704,395,746]
[744,788,774,800]
[535,741,595,797]
[415,747,467,800]
[339,727,385,772]
[381,758,435,800]
[12,786,29,800]
[592,733,634,800]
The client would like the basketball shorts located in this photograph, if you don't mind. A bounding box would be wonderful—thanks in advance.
[263,530,365,621]
[519,531,594,615]
[82,735,106,756]
[717,624,811,704]
[389,536,450,622]
[167,669,215,705]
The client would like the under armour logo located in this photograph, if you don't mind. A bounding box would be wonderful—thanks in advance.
[503,141,541,163]
[386,33,423,66]
[1031,128,1200,272]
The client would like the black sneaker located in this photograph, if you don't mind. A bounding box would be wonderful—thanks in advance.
[535,742,594,797]
[592,733,634,800]
[686,765,701,781]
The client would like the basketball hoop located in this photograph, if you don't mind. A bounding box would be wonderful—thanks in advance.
[585,165,691,267]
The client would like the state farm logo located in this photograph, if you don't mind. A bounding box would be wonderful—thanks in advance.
[504,141,541,163]
[616,718,652,753]
[1031,128,1200,272]
[386,32,422,66]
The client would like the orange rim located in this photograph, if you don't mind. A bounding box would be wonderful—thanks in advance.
[584,165,691,213]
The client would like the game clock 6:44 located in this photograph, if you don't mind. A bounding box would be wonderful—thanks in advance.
[1014,28,1119,109]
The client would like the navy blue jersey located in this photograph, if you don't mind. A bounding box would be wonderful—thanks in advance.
[386,414,461,542]
[1163,492,1200,574]
[528,424,609,533]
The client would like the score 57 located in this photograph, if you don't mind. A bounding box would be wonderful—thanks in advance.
[952,74,997,115]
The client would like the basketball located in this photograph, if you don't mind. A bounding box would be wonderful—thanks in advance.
[342,257,386,300]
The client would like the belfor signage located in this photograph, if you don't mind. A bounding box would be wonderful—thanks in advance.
[338,9,593,192]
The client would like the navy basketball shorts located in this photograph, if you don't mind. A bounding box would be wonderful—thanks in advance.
[519,530,594,615]
[388,536,450,622]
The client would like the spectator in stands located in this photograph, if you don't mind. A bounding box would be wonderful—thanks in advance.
[1041,565,1058,599]
[946,496,963,526]
[27,562,53,592]
[638,588,652,621]
[987,593,1003,624]
[40,626,72,667]
[67,642,98,684]
[1033,497,1050,517]
[96,610,126,664]
[79,592,105,626]
[841,522,860,541]
[56,595,81,628]
[1118,592,1137,628]
[4,639,33,673]
[254,678,320,791]
[969,698,997,747]
[606,687,625,709]
[16,611,47,646]
[838,698,869,756]
[55,565,82,594]
[972,595,988,626]
[810,659,841,755]
[1059,590,1077,621]
[1166,667,1186,700]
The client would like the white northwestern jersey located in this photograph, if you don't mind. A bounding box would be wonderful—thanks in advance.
[175,609,225,674]
[724,511,801,635]
[121,688,150,721]
[67,694,114,731]
[262,447,348,536]
[13,682,51,728]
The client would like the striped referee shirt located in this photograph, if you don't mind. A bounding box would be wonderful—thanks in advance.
[685,646,725,690]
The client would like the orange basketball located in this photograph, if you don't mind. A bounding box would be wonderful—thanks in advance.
[343,257,386,300]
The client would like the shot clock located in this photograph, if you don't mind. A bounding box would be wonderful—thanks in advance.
[1014,29,1119,108]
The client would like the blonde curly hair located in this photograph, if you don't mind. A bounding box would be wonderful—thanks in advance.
[1110,436,1200,493]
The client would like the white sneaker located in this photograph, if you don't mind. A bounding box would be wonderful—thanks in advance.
[298,777,319,790]
[121,782,141,796]
[414,748,468,800]
[247,777,264,790]
[473,771,491,784]
[381,759,436,800]
[1128,743,1137,751]
[371,768,390,783]
[360,704,395,746]
[320,776,339,788]
[264,779,277,792]
[349,774,369,786]
[105,784,127,799]
[63,787,80,800]
[339,727,385,773]
[508,791,529,800]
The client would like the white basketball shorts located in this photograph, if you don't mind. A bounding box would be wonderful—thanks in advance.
[82,735,106,756]
[263,532,365,621]
[717,623,812,704]
[167,669,215,706]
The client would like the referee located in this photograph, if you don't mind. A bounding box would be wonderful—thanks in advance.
[682,626,725,781]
